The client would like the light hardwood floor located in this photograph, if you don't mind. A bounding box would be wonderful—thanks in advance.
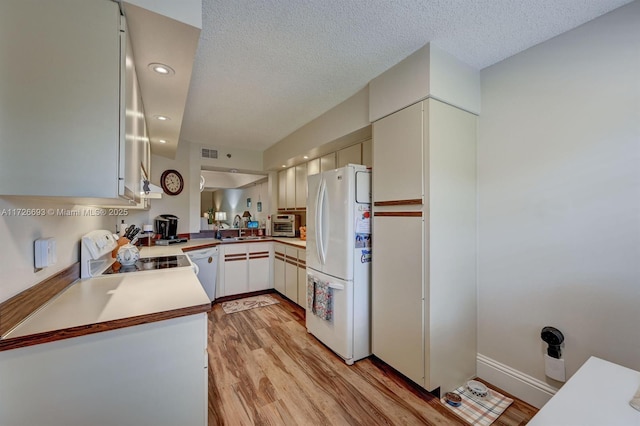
[207,293,537,425]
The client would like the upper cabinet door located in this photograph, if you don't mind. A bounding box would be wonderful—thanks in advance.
[0,0,125,199]
[285,166,296,209]
[372,102,424,205]
[307,158,320,176]
[336,144,362,168]
[320,153,336,172]
[295,163,307,209]
[361,139,372,167]
[278,170,287,210]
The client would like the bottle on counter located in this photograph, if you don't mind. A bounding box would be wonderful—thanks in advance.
[119,220,128,237]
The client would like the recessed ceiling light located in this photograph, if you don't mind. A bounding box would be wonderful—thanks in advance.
[158,139,167,144]
[148,63,175,76]
[303,155,309,159]
[154,115,170,121]
[281,165,286,168]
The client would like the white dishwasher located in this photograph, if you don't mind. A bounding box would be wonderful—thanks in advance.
[187,247,219,302]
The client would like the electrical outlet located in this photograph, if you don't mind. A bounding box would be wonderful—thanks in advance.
[545,354,566,382]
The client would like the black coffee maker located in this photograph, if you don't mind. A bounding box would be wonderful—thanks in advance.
[155,214,179,240]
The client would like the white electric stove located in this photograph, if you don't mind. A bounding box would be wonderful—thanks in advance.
[81,230,191,278]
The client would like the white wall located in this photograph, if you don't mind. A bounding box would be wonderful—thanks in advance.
[211,180,270,227]
[263,87,370,170]
[478,0,640,399]
[198,144,263,172]
[127,140,193,235]
[0,198,115,303]
[122,0,202,29]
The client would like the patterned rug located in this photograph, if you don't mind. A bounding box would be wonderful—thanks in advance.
[221,295,279,314]
[441,384,513,425]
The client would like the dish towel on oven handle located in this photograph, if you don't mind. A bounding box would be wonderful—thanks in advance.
[307,275,333,321]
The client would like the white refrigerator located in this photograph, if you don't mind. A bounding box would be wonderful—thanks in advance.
[306,164,372,365]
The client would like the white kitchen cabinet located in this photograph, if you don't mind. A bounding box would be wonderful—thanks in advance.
[372,215,424,384]
[0,314,208,426]
[372,101,424,205]
[278,166,298,210]
[337,144,362,168]
[285,166,296,209]
[295,163,308,209]
[0,0,143,203]
[307,158,320,176]
[273,243,306,308]
[297,249,307,309]
[279,164,308,210]
[285,246,299,302]
[362,139,372,167]
[220,242,273,297]
[278,170,287,210]
[320,152,336,172]
[248,245,271,292]
[372,98,477,394]
[273,244,286,294]
[221,243,249,297]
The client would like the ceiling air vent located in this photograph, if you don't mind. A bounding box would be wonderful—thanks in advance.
[201,148,218,159]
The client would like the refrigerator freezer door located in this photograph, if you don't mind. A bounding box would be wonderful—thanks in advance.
[306,167,355,280]
[306,269,354,363]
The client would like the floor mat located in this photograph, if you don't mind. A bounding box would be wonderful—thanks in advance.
[221,295,279,314]
[441,384,513,425]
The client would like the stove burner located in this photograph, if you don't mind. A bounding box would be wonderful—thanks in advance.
[103,255,191,274]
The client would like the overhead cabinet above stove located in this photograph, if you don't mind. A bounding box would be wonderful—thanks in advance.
[0,0,147,204]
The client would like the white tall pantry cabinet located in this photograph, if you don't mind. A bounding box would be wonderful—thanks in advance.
[370,43,480,394]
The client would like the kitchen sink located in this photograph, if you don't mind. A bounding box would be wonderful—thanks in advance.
[221,236,267,242]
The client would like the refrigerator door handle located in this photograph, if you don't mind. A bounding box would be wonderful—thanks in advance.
[316,178,327,265]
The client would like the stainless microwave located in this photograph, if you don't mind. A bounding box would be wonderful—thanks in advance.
[272,214,301,237]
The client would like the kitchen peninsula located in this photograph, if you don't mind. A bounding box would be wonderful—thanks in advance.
[0,235,305,426]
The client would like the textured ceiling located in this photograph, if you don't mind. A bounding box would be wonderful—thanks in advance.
[181,0,632,152]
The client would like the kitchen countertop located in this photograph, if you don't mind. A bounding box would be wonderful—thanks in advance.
[0,236,305,351]
[144,237,306,253]
[528,356,640,425]
[4,267,208,339]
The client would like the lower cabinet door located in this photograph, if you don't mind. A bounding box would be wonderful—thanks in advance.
[248,243,271,292]
[372,214,425,386]
[273,244,286,294]
[285,256,298,302]
[297,249,307,309]
[224,258,248,296]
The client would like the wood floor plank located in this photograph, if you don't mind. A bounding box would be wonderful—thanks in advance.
[208,293,537,425]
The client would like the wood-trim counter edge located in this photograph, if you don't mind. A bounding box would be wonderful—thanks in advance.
[0,263,80,337]
[0,303,211,352]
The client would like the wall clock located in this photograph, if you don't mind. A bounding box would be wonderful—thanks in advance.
[160,169,184,196]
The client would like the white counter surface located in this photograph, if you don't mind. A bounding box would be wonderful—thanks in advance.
[3,237,305,345]
[528,356,640,425]
[5,266,209,339]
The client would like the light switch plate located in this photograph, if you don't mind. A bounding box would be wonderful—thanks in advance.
[35,237,57,268]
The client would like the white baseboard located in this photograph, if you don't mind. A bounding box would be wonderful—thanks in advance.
[476,353,558,409]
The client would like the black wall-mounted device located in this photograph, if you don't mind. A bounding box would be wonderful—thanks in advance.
[541,326,564,359]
